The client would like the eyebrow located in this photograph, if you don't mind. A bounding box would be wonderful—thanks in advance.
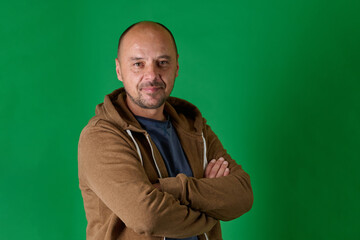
[129,57,144,61]
[128,55,172,61]
[157,55,171,60]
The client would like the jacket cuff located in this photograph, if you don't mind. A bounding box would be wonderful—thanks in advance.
[158,176,184,200]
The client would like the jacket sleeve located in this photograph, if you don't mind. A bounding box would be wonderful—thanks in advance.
[159,120,254,221]
[78,124,217,238]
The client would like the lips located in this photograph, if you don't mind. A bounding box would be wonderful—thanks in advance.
[141,86,163,93]
[139,81,165,92]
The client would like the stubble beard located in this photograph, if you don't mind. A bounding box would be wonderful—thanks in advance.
[123,73,176,109]
[126,90,167,109]
[125,80,170,109]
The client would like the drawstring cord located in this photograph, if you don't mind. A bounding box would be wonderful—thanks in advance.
[126,130,143,166]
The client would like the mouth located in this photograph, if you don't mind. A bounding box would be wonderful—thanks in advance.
[139,81,165,93]
[140,86,164,93]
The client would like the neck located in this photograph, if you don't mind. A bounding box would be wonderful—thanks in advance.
[126,96,166,121]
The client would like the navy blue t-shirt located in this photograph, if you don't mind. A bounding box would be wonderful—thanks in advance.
[135,115,198,240]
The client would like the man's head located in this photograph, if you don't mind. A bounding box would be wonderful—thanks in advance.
[115,21,179,110]
[117,21,178,59]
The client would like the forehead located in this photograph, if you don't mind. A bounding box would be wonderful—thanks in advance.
[119,25,176,59]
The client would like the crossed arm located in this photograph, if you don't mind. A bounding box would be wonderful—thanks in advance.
[78,121,253,238]
[154,157,230,191]
[79,125,219,238]
[157,122,253,221]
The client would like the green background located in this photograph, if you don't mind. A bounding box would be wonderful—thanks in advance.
[1,0,359,239]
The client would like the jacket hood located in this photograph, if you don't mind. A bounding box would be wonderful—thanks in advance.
[95,87,204,135]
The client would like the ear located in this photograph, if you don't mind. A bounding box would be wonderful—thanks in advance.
[115,58,123,82]
[175,54,179,78]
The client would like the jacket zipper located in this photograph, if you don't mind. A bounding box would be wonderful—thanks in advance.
[128,130,210,240]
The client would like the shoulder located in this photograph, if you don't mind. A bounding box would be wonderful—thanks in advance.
[166,96,207,133]
[167,96,201,115]
[78,118,129,150]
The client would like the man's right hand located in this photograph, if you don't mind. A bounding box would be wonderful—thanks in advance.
[204,157,230,178]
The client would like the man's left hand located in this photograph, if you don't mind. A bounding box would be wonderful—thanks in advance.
[204,157,230,178]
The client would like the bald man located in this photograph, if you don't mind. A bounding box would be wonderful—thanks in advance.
[78,21,253,240]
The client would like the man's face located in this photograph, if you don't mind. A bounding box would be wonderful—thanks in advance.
[115,24,179,109]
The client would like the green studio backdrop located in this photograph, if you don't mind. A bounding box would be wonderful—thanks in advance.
[1,0,359,239]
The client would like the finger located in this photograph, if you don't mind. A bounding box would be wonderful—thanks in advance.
[205,159,216,177]
[224,168,230,176]
[209,158,225,178]
[215,161,228,178]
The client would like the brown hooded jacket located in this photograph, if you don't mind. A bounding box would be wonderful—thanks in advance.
[78,87,253,240]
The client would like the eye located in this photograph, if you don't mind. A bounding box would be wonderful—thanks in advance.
[134,62,143,67]
[158,60,169,66]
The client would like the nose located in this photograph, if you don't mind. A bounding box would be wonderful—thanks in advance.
[144,62,158,80]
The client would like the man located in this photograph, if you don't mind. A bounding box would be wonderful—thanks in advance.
[78,21,253,240]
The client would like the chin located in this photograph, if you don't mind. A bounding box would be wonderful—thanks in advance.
[144,101,165,109]
[141,97,166,109]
